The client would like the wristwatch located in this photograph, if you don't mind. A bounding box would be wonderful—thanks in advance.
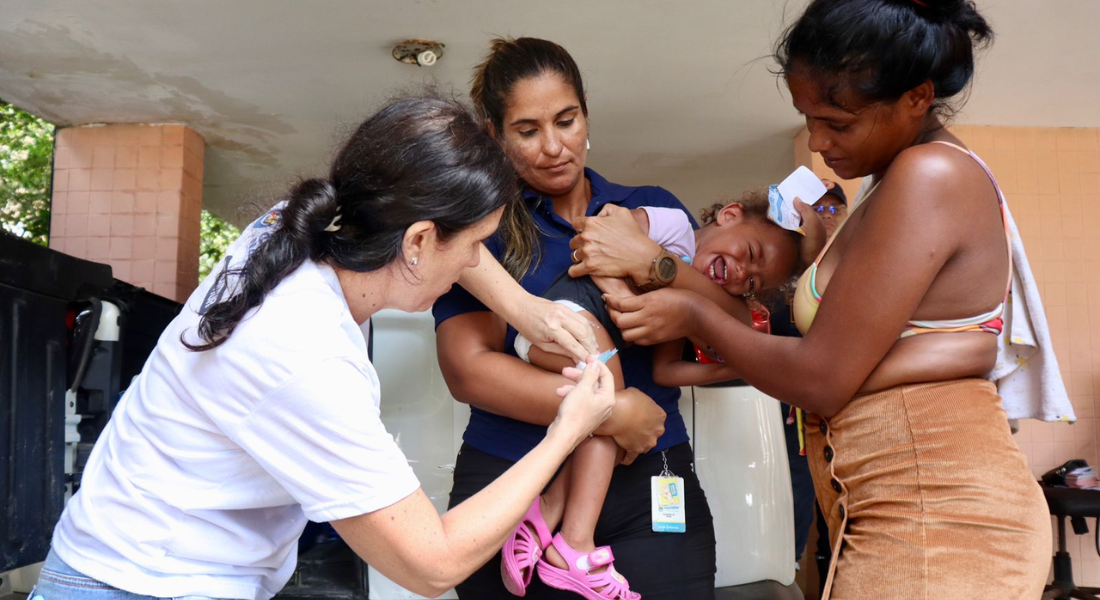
[637,250,678,293]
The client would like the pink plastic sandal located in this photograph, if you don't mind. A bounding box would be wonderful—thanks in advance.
[501,498,554,596]
[535,533,641,600]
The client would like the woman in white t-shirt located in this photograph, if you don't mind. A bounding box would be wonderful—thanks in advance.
[34,94,613,600]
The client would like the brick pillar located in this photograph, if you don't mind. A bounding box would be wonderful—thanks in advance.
[49,124,204,302]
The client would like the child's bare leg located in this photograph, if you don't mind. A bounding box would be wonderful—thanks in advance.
[539,456,570,530]
[542,436,639,599]
[523,306,620,559]
[528,307,626,574]
[541,435,624,570]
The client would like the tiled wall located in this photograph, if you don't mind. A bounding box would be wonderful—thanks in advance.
[49,124,204,302]
[795,125,1100,588]
[959,125,1100,584]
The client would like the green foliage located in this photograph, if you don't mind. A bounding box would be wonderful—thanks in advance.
[200,209,240,280]
[0,101,54,246]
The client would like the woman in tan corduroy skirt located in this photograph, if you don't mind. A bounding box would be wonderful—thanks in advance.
[804,380,1049,599]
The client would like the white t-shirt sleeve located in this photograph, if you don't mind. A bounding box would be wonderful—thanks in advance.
[227,358,421,522]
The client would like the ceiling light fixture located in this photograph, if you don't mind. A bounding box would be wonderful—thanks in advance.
[392,39,445,67]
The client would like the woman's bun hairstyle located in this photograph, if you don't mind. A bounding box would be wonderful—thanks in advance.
[775,0,993,115]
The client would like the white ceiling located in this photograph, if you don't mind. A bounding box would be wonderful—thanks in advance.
[2,0,1098,224]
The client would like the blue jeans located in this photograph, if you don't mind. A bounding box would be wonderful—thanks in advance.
[30,550,217,600]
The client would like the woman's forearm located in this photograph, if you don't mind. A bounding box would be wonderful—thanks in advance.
[669,266,752,324]
[446,349,571,425]
[686,298,847,414]
[433,424,578,584]
[653,360,740,388]
[437,312,662,453]
[333,428,575,597]
[438,327,647,440]
[458,244,529,322]
[459,245,596,360]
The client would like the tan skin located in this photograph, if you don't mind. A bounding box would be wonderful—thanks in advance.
[457,245,598,361]
[568,186,825,388]
[526,304,627,578]
[568,203,753,324]
[601,69,1009,417]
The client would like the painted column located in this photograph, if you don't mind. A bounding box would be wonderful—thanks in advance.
[49,124,204,302]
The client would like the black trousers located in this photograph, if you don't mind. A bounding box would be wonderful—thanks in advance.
[449,442,717,599]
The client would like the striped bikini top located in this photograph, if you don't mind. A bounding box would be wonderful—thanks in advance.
[792,141,1013,338]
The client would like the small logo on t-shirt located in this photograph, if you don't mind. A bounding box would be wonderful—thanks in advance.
[254,209,281,229]
[199,207,282,315]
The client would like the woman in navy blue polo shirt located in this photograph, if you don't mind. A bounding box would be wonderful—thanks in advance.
[433,38,717,599]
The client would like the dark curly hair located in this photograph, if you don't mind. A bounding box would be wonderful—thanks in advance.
[700,188,808,290]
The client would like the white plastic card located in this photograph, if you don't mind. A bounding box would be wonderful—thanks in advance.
[768,166,828,233]
[778,166,828,208]
[651,475,686,533]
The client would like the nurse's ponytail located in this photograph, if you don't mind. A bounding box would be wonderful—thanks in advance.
[184,93,516,351]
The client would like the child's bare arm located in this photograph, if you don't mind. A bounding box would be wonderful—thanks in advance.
[591,274,637,298]
[651,340,740,388]
[653,358,742,388]
[654,361,741,388]
[528,310,625,391]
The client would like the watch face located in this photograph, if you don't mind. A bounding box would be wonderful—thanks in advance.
[656,256,677,281]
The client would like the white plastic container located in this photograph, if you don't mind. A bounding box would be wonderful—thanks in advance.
[367,310,465,599]
[688,384,795,587]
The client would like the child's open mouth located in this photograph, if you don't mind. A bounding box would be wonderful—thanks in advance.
[707,256,729,285]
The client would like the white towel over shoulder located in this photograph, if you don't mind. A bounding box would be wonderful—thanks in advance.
[989,202,1075,422]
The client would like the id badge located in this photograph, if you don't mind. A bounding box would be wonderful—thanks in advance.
[651,475,686,533]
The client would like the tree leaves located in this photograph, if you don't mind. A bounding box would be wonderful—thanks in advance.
[199,209,240,280]
[0,101,54,246]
